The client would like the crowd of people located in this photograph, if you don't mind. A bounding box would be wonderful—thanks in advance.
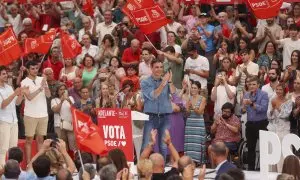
[0,0,300,179]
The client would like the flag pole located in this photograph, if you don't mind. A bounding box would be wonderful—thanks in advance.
[21,56,24,77]
[144,34,158,52]
[39,54,47,65]
[77,149,85,171]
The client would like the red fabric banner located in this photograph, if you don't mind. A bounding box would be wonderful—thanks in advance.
[97,108,134,161]
[0,28,21,66]
[122,0,155,25]
[61,33,82,59]
[130,4,171,34]
[71,107,108,155]
[23,29,56,55]
[82,0,94,17]
[246,0,283,19]
[4,0,71,4]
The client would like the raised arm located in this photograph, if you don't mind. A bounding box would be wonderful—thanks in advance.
[140,129,157,160]
[164,129,180,168]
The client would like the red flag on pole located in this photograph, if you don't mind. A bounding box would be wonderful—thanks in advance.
[61,33,82,59]
[24,29,56,55]
[71,107,108,155]
[0,28,22,65]
[246,0,283,19]
[122,0,155,24]
[130,4,171,34]
[82,0,94,17]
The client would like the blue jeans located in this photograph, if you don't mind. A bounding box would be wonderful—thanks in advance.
[141,114,170,159]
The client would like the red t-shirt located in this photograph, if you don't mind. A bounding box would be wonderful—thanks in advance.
[42,58,63,80]
[121,48,141,65]
[120,75,140,92]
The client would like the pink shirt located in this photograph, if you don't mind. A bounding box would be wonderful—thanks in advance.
[213,115,241,143]
[182,15,198,32]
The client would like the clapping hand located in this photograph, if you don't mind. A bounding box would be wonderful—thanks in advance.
[163,129,171,145]
[198,164,206,180]
[150,129,157,146]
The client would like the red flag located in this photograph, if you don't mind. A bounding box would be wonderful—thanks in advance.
[71,107,108,155]
[221,24,232,39]
[24,29,56,55]
[246,0,283,19]
[130,4,171,34]
[61,33,82,59]
[122,0,155,24]
[0,28,22,65]
[82,0,94,17]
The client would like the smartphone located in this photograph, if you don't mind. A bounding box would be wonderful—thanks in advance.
[64,90,68,97]
[47,133,58,148]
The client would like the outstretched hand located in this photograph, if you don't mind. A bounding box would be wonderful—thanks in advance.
[150,129,157,146]
[163,129,171,145]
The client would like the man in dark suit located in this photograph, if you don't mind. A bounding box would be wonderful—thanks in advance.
[211,142,236,179]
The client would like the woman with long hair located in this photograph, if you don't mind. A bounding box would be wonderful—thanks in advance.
[59,58,79,87]
[213,39,234,68]
[233,37,256,64]
[108,149,129,173]
[282,155,300,180]
[280,3,300,26]
[267,83,293,172]
[99,34,119,68]
[107,56,126,91]
[283,50,300,92]
[95,83,116,108]
[51,83,76,151]
[184,80,207,165]
[257,41,282,69]
[218,57,236,85]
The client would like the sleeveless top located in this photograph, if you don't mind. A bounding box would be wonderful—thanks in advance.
[82,67,97,87]
[60,66,78,81]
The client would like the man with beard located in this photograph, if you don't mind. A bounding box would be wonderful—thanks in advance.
[262,68,280,100]
[210,102,241,167]
[252,17,281,54]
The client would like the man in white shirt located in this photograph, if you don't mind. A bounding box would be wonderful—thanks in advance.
[268,24,300,69]
[76,34,100,66]
[21,61,51,164]
[96,10,117,46]
[184,44,209,97]
[234,49,259,115]
[78,16,94,43]
[0,66,23,166]
[211,70,236,116]
[252,18,281,54]
[262,69,280,100]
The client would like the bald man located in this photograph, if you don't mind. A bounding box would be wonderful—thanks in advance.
[121,39,141,68]
[210,142,236,179]
[140,129,180,180]
[213,12,234,45]
[78,17,94,42]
